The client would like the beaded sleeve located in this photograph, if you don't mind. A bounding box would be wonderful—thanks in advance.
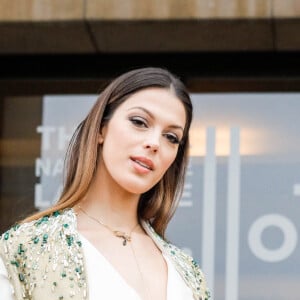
[142,221,210,300]
[0,210,88,300]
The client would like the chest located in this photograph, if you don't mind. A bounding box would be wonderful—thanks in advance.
[81,233,193,300]
[80,232,168,300]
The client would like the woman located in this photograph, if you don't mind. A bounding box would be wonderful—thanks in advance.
[0,67,210,300]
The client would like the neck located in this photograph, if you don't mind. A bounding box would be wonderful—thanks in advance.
[78,174,140,232]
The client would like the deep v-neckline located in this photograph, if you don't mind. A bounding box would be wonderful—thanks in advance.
[79,233,142,299]
[78,232,170,300]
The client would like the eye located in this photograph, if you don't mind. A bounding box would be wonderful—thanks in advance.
[163,133,180,145]
[129,116,148,128]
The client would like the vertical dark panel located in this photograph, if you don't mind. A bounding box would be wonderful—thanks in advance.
[0,97,42,232]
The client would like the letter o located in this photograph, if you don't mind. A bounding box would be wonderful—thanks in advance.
[248,214,297,262]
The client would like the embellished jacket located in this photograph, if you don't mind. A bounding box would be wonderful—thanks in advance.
[0,209,210,300]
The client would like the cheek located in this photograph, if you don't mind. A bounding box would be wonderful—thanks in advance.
[103,122,132,149]
[159,150,178,174]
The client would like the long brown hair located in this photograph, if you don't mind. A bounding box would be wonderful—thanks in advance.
[25,67,193,237]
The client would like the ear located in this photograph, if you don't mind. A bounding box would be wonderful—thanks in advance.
[98,123,107,144]
[98,133,104,144]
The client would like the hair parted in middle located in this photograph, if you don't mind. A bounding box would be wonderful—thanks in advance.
[25,67,193,237]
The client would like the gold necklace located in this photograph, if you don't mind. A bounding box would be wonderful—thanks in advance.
[129,240,152,300]
[78,205,152,299]
[78,205,139,246]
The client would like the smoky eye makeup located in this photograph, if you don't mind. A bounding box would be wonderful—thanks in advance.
[127,107,184,144]
[163,133,180,144]
[128,116,148,128]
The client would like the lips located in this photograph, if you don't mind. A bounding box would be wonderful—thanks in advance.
[130,156,154,171]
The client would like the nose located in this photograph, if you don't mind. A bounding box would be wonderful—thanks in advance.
[143,130,160,152]
[143,141,159,153]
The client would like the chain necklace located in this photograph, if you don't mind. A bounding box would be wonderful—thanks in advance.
[77,205,152,299]
[78,205,139,246]
[129,240,152,300]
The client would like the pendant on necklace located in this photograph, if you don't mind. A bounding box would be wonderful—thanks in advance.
[113,231,131,246]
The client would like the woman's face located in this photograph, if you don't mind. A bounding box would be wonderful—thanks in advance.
[98,87,186,195]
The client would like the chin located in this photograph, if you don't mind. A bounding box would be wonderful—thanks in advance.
[121,180,157,195]
[125,186,153,195]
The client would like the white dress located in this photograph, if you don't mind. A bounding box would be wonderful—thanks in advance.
[0,234,194,300]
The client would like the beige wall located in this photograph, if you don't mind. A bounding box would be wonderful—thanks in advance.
[0,0,84,21]
[0,0,299,53]
[1,0,299,21]
[86,0,272,19]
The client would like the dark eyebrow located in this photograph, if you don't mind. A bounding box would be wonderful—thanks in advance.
[128,106,155,119]
[127,106,184,132]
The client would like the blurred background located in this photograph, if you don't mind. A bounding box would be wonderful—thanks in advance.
[0,1,300,299]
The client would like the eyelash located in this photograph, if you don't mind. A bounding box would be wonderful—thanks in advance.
[163,133,180,144]
[129,116,181,145]
[129,116,148,128]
